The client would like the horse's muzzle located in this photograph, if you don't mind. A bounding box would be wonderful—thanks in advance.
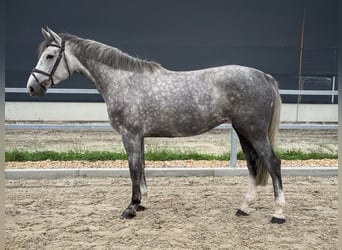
[27,82,47,97]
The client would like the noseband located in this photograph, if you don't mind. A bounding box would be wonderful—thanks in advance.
[31,39,71,88]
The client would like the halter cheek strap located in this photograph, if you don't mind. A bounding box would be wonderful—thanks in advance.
[31,39,71,87]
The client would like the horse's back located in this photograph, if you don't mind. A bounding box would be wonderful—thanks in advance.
[143,65,276,136]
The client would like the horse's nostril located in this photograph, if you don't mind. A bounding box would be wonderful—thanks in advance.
[29,86,34,93]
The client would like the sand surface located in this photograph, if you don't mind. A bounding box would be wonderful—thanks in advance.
[5,176,337,249]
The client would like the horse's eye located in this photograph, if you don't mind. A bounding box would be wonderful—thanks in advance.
[46,54,54,60]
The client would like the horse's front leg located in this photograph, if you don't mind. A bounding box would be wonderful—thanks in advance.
[121,131,147,219]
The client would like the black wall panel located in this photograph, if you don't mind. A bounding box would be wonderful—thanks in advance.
[5,0,338,103]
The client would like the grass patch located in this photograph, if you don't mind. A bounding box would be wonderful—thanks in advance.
[277,150,337,160]
[5,149,337,162]
[5,150,127,162]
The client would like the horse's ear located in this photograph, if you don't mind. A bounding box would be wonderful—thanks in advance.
[46,26,62,44]
[41,27,50,39]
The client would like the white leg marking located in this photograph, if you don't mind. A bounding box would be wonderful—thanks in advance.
[239,175,257,214]
[273,189,286,219]
[140,182,148,207]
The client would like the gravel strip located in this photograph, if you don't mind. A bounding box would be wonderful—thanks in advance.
[5,159,338,169]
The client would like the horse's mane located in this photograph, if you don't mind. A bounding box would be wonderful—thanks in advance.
[38,33,162,73]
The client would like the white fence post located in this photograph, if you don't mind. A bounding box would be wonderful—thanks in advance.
[331,76,336,104]
[230,128,238,168]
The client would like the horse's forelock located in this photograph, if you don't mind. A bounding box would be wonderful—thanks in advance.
[37,33,72,58]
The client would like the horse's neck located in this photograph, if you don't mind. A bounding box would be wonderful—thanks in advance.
[76,57,134,97]
[68,38,163,95]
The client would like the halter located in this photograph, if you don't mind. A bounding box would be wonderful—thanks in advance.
[31,39,71,88]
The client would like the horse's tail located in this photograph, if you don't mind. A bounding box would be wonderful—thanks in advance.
[256,74,282,186]
[267,74,281,149]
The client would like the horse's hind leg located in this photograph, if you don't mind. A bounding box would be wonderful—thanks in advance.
[253,139,286,224]
[235,132,258,216]
[233,125,285,223]
[267,150,285,224]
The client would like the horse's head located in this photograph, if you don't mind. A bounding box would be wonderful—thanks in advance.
[27,27,71,96]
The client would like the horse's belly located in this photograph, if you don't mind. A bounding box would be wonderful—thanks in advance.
[143,114,230,137]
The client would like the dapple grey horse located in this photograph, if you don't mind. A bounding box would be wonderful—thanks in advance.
[27,27,285,223]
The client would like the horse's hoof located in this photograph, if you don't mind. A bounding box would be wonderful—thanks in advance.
[121,209,136,219]
[236,209,249,216]
[271,217,286,224]
[136,204,146,212]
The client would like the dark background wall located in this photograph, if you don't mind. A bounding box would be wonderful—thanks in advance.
[5,0,338,103]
